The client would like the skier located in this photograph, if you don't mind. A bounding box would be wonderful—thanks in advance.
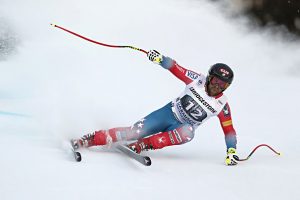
[72,50,239,166]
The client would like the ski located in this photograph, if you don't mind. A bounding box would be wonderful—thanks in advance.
[70,140,82,162]
[116,144,151,166]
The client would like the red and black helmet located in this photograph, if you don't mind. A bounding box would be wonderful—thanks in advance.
[205,63,234,94]
[208,63,234,84]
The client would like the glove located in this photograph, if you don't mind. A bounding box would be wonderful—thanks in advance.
[147,50,163,65]
[225,148,239,166]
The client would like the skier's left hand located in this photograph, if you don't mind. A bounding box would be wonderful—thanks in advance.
[225,148,239,166]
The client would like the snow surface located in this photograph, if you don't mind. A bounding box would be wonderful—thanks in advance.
[1,0,300,199]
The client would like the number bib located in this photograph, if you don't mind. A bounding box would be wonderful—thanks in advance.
[180,95,207,122]
[172,78,227,127]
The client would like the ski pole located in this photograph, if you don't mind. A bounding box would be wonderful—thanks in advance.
[50,23,148,55]
[238,144,281,162]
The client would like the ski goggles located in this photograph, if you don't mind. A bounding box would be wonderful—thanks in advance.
[209,76,230,90]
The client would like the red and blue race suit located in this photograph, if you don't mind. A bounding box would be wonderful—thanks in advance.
[92,56,237,151]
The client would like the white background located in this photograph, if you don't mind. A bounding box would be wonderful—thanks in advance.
[1,0,300,199]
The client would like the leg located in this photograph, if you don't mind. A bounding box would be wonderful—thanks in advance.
[74,102,182,149]
[128,124,195,153]
[74,127,132,148]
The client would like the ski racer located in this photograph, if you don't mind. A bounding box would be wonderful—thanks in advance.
[72,50,239,166]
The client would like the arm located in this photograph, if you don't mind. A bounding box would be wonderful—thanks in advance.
[218,103,239,166]
[217,102,237,150]
[147,50,201,85]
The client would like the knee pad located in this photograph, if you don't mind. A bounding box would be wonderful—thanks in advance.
[172,124,195,144]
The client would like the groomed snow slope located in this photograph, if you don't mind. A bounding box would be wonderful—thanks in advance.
[1,0,300,200]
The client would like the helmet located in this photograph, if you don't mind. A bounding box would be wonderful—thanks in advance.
[205,63,234,96]
[208,63,234,85]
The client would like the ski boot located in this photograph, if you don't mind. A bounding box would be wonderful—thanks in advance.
[71,133,96,150]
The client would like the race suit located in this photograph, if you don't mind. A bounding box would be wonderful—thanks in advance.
[92,56,237,151]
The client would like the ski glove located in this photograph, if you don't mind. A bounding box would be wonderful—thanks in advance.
[225,147,239,166]
[147,50,163,65]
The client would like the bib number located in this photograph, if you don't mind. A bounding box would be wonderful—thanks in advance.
[180,95,207,122]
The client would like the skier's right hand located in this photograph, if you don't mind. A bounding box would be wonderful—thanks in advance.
[147,50,163,65]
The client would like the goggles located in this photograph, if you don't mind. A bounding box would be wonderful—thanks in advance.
[209,76,230,90]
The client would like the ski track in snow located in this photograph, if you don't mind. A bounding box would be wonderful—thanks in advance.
[1,0,300,199]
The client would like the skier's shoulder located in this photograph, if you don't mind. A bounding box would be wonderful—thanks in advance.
[169,61,206,85]
[215,93,228,108]
[185,69,206,84]
[185,69,205,80]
